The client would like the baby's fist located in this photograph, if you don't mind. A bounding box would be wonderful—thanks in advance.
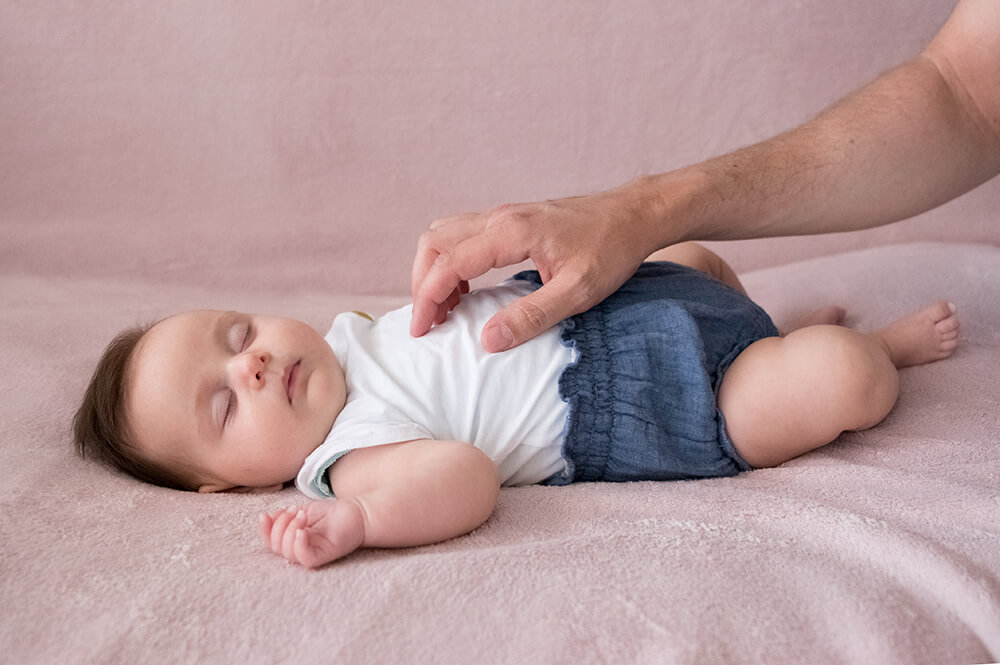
[259,498,365,568]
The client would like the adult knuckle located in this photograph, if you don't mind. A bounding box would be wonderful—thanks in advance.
[432,244,459,272]
[426,247,461,282]
[416,227,437,251]
[557,267,607,314]
[489,202,520,219]
[575,271,603,304]
[486,204,529,232]
[489,208,545,251]
[515,299,550,333]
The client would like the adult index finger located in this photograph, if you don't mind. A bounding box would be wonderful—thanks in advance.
[410,213,482,300]
[409,226,529,337]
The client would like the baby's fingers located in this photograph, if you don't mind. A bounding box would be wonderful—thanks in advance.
[281,510,307,561]
[268,507,298,553]
[258,512,274,542]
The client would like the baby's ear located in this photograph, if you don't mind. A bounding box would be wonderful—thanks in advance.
[197,483,231,494]
[243,484,285,494]
[213,484,284,494]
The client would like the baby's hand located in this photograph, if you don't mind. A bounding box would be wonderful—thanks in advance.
[259,498,366,569]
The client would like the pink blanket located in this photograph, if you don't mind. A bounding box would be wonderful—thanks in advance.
[2,241,998,664]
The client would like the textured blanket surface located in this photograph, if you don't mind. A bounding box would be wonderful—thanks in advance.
[1,240,998,665]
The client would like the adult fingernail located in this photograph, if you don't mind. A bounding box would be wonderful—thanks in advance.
[483,324,513,352]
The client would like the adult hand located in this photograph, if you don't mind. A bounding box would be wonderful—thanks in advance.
[410,187,662,352]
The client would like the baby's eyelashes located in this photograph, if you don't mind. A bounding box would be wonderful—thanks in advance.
[224,389,237,426]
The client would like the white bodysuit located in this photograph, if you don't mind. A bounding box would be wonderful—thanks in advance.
[296,280,573,499]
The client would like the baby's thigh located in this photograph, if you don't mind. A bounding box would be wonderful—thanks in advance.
[717,326,897,467]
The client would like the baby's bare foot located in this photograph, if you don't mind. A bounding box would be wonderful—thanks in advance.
[783,306,847,334]
[872,302,960,368]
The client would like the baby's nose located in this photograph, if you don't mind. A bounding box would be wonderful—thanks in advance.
[240,351,272,386]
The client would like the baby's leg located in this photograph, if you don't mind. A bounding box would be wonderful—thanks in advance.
[647,243,844,328]
[718,302,959,468]
[646,242,747,294]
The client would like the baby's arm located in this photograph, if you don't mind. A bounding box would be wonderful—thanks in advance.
[260,439,500,568]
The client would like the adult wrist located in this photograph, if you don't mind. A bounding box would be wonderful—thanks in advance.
[615,168,714,250]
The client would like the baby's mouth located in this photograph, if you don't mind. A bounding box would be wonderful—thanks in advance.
[284,361,301,404]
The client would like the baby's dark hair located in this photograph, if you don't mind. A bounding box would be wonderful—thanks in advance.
[73,323,194,491]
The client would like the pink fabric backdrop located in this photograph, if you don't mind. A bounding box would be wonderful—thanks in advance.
[3,0,996,296]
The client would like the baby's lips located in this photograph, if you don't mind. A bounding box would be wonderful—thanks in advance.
[283,361,301,404]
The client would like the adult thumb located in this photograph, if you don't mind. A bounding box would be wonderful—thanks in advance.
[481,281,577,353]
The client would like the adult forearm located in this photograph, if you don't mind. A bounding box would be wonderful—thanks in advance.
[631,55,1000,245]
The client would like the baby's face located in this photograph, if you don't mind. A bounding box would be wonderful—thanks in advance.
[128,310,345,492]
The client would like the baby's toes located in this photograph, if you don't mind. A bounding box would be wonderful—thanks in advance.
[927,302,959,341]
[939,327,960,342]
[935,314,960,334]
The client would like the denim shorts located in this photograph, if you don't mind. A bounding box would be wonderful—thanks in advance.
[514,261,779,485]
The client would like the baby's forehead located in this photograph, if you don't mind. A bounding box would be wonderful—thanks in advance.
[125,314,214,469]
[161,309,227,330]
[145,309,226,346]
[131,310,222,388]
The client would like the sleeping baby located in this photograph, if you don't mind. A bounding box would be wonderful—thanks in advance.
[74,243,960,568]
